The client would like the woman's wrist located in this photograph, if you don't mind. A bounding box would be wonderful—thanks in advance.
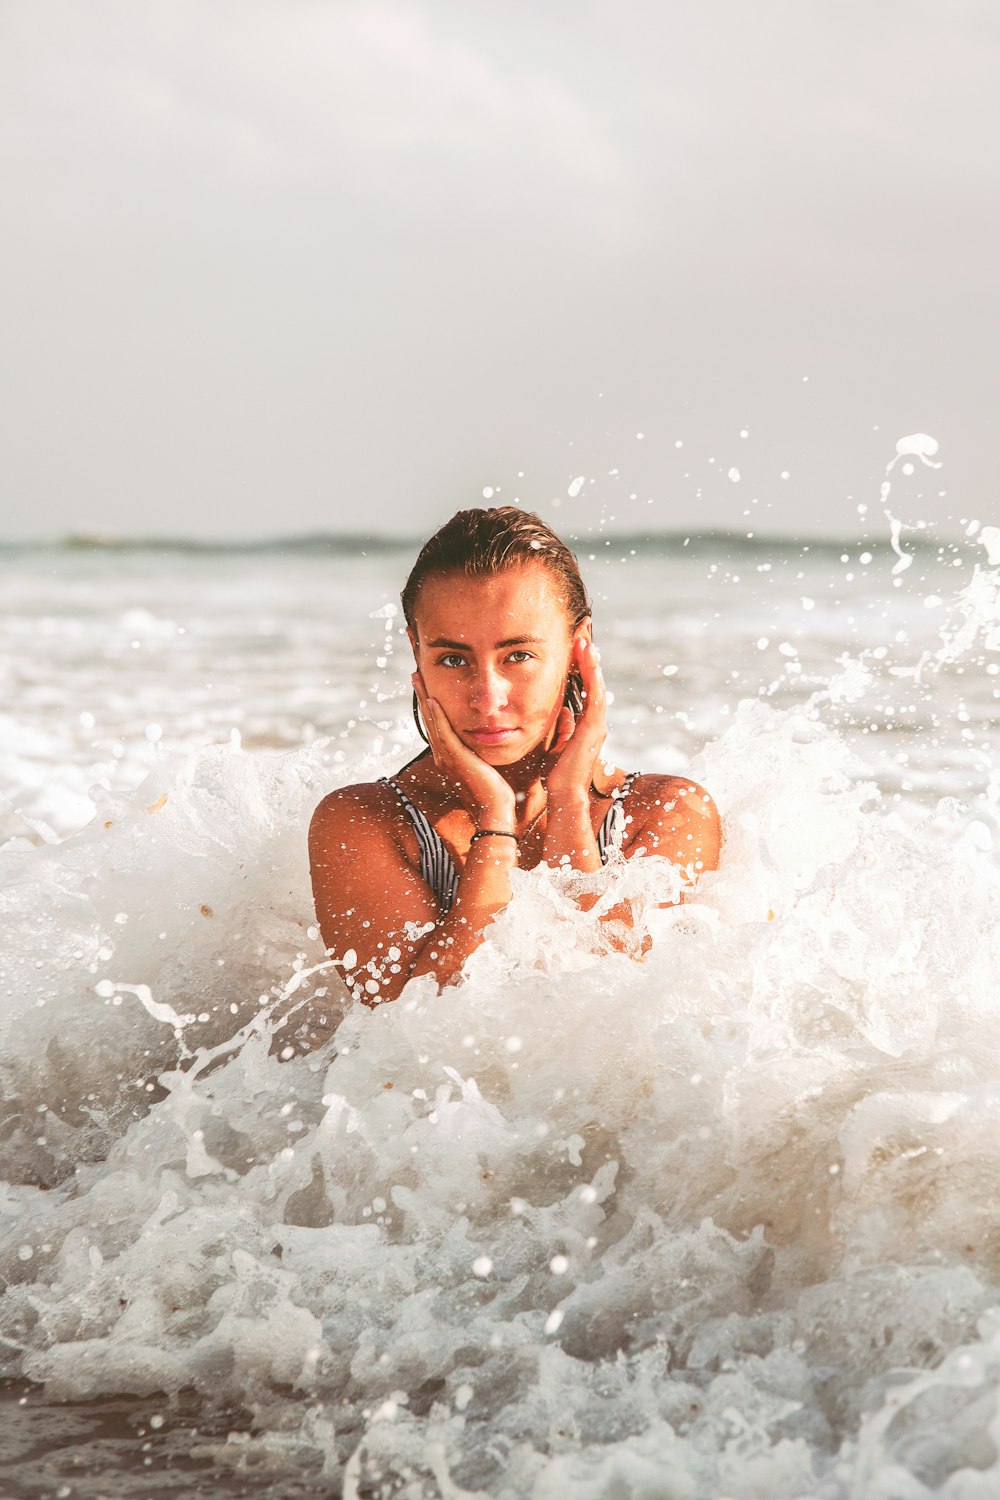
[545,785,592,814]
[471,799,517,830]
[542,785,601,872]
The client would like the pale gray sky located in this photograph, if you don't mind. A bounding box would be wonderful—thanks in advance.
[1,0,998,541]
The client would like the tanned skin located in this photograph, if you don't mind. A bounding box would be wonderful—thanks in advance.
[310,563,720,1005]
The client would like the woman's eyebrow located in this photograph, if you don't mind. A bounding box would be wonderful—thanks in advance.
[425,635,545,649]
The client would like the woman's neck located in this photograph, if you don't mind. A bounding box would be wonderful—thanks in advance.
[496,749,552,826]
[499,745,552,791]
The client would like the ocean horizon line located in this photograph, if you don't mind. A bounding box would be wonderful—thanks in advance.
[0,526,958,558]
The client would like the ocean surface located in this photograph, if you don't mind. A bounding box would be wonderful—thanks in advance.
[2,513,1000,1498]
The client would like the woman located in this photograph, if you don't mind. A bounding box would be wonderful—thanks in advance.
[310,507,720,1004]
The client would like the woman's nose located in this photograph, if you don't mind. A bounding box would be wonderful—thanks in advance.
[470,667,509,712]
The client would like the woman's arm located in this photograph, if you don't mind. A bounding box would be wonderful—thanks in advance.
[309,783,518,1005]
[539,640,721,887]
[542,636,606,872]
[586,777,720,956]
[309,773,720,1006]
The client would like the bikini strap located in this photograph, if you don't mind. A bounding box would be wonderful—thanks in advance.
[380,776,458,914]
[597,771,641,861]
[383,766,639,885]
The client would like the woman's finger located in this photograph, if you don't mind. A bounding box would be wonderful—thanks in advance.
[577,637,598,693]
[575,641,606,724]
[550,704,575,755]
[424,695,460,752]
[413,672,446,766]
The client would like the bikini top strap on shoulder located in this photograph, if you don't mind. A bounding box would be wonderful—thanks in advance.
[382,769,641,912]
[596,771,641,861]
[381,777,459,915]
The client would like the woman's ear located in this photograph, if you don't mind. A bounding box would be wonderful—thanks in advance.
[574,614,594,648]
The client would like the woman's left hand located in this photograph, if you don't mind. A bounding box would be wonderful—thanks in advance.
[545,636,608,802]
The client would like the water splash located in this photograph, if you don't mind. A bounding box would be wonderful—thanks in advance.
[4,525,1000,1495]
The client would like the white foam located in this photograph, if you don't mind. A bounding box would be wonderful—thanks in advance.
[3,540,1000,1494]
[979,526,1000,567]
[0,684,997,1494]
[893,432,941,464]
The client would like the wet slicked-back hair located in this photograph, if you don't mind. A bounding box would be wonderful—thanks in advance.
[401,506,591,633]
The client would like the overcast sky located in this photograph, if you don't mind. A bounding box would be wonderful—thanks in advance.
[1,0,998,541]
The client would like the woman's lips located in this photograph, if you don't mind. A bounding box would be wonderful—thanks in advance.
[466,727,518,745]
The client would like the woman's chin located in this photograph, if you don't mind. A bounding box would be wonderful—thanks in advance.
[469,741,522,764]
[465,732,541,766]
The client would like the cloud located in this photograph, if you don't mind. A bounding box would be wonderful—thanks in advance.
[0,0,997,538]
[0,0,624,214]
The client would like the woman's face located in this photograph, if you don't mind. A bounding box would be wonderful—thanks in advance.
[409,562,587,764]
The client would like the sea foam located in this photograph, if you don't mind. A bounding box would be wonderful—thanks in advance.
[3,652,1000,1495]
[3,528,1000,1495]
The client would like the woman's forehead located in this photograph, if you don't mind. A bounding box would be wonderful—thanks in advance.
[413,563,571,638]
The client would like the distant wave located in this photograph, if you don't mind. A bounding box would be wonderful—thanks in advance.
[0,529,941,559]
[44,531,412,555]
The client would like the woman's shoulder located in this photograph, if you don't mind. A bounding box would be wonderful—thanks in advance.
[626,772,721,865]
[310,778,404,848]
[631,772,717,811]
[627,772,720,835]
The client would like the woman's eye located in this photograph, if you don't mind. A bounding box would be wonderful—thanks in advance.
[437,653,466,668]
[507,650,533,663]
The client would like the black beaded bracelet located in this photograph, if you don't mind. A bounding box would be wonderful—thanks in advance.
[470,828,519,845]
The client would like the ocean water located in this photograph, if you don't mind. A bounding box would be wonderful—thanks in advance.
[2,510,1000,1498]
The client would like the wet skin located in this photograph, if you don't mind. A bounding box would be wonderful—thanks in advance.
[309,562,721,1005]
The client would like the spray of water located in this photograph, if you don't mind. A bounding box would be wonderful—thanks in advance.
[3,479,1000,1495]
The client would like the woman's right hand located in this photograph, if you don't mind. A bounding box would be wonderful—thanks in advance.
[412,671,517,829]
